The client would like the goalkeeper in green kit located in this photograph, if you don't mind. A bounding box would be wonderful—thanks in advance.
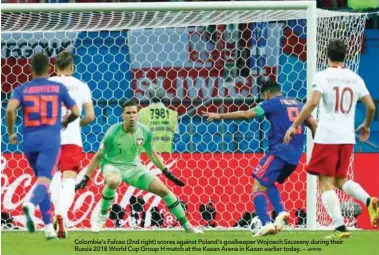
[76,100,202,233]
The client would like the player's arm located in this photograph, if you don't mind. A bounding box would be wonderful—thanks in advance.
[80,101,95,127]
[144,131,185,187]
[304,115,318,139]
[6,99,21,145]
[356,94,376,142]
[202,106,264,121]
[86,148,104,177]
[360,94,376,127]
[62,105,80,129]
[76,125,116,190]
[75,134,109,191]
[61,86,80,128]
[145,147,166,171]
[80,86,95,126]
[284,91,322,144]
[75,148,104,191]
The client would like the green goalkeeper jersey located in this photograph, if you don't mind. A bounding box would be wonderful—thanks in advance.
[99,122,153,168]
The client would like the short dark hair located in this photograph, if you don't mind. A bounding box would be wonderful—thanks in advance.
[262,80,281,94]
[56,51,74,70]
[122,99,139,110]
[31,53,50,76]
[327,39,347,62]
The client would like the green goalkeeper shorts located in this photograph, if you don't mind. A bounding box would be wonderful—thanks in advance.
[101,164,156,191]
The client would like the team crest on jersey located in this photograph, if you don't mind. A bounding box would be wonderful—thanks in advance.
[136,138,144,146]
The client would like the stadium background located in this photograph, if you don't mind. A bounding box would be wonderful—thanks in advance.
[1,10,378,230]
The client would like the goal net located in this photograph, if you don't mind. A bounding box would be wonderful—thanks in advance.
[1,2,367,231]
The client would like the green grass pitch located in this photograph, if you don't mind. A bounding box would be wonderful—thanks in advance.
[2,230,379,255]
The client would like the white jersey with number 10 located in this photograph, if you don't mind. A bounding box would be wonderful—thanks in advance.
[312,66,369,144]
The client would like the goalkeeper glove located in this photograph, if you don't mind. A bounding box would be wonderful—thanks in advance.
[75,175,90,191]
[162,168,185,187]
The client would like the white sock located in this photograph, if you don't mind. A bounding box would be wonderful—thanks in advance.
[57,179,76,220]
[321,190,344,228]
[50,173,62,212]
[45,223,54,232]
[342,180,370,205]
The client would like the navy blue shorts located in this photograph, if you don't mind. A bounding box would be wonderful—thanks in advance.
[25,147,60,180]
[252,154,297,187]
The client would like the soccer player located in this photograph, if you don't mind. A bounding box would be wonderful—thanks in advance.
[49,51,95,238]
[202,80,317,236]
[6,53,80,239]
[284,39,379,238]
[75,100,202,233]
[139,85,178,153]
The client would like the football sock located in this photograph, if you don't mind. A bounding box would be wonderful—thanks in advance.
[342,180,370,207]
[30,183,49,207]
[100,186,116,215]
[162,192,190,229]
[321,190,344,228]
[253,191,271,225]
[58,178,76,220]
[39,191,53,225]
[267,185,285,214]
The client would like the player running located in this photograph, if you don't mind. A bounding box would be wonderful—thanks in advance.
[6,53,80,239]
[49,51,95,238]
[75,100,202,234]
[203,80,317,236]
[284,39,378,239]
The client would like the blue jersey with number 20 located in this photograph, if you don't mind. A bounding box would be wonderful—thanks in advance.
[10,78,76,152]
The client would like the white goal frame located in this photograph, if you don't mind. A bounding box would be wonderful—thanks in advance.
[1,1,318,230]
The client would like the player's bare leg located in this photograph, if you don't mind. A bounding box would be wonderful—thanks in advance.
[319,175,350,239]
[336,177,379,228]
[147,177,203,234]
[92,170,121,233]
[252,179,276,236]
[55,170,77,238]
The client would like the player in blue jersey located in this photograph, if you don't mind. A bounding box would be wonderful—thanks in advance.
[202,80,317,236]
[6,53,80,239]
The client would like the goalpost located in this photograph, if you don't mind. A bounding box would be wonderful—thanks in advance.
[1,1,367,231]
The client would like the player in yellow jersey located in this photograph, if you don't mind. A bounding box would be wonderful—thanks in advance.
[139,85,178,153]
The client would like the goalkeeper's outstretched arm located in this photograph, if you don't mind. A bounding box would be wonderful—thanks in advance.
[144,137,185,187]
[85,150,104,177]
[146,149,166,171]
[75,149,104,191]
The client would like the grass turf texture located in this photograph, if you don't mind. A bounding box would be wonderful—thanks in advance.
[2,231,379,255]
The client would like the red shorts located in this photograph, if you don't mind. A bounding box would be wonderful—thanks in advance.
[306,143,354,178]
[58,144,83,173]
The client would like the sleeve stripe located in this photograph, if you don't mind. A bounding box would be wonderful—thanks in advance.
[254,105,265,117]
